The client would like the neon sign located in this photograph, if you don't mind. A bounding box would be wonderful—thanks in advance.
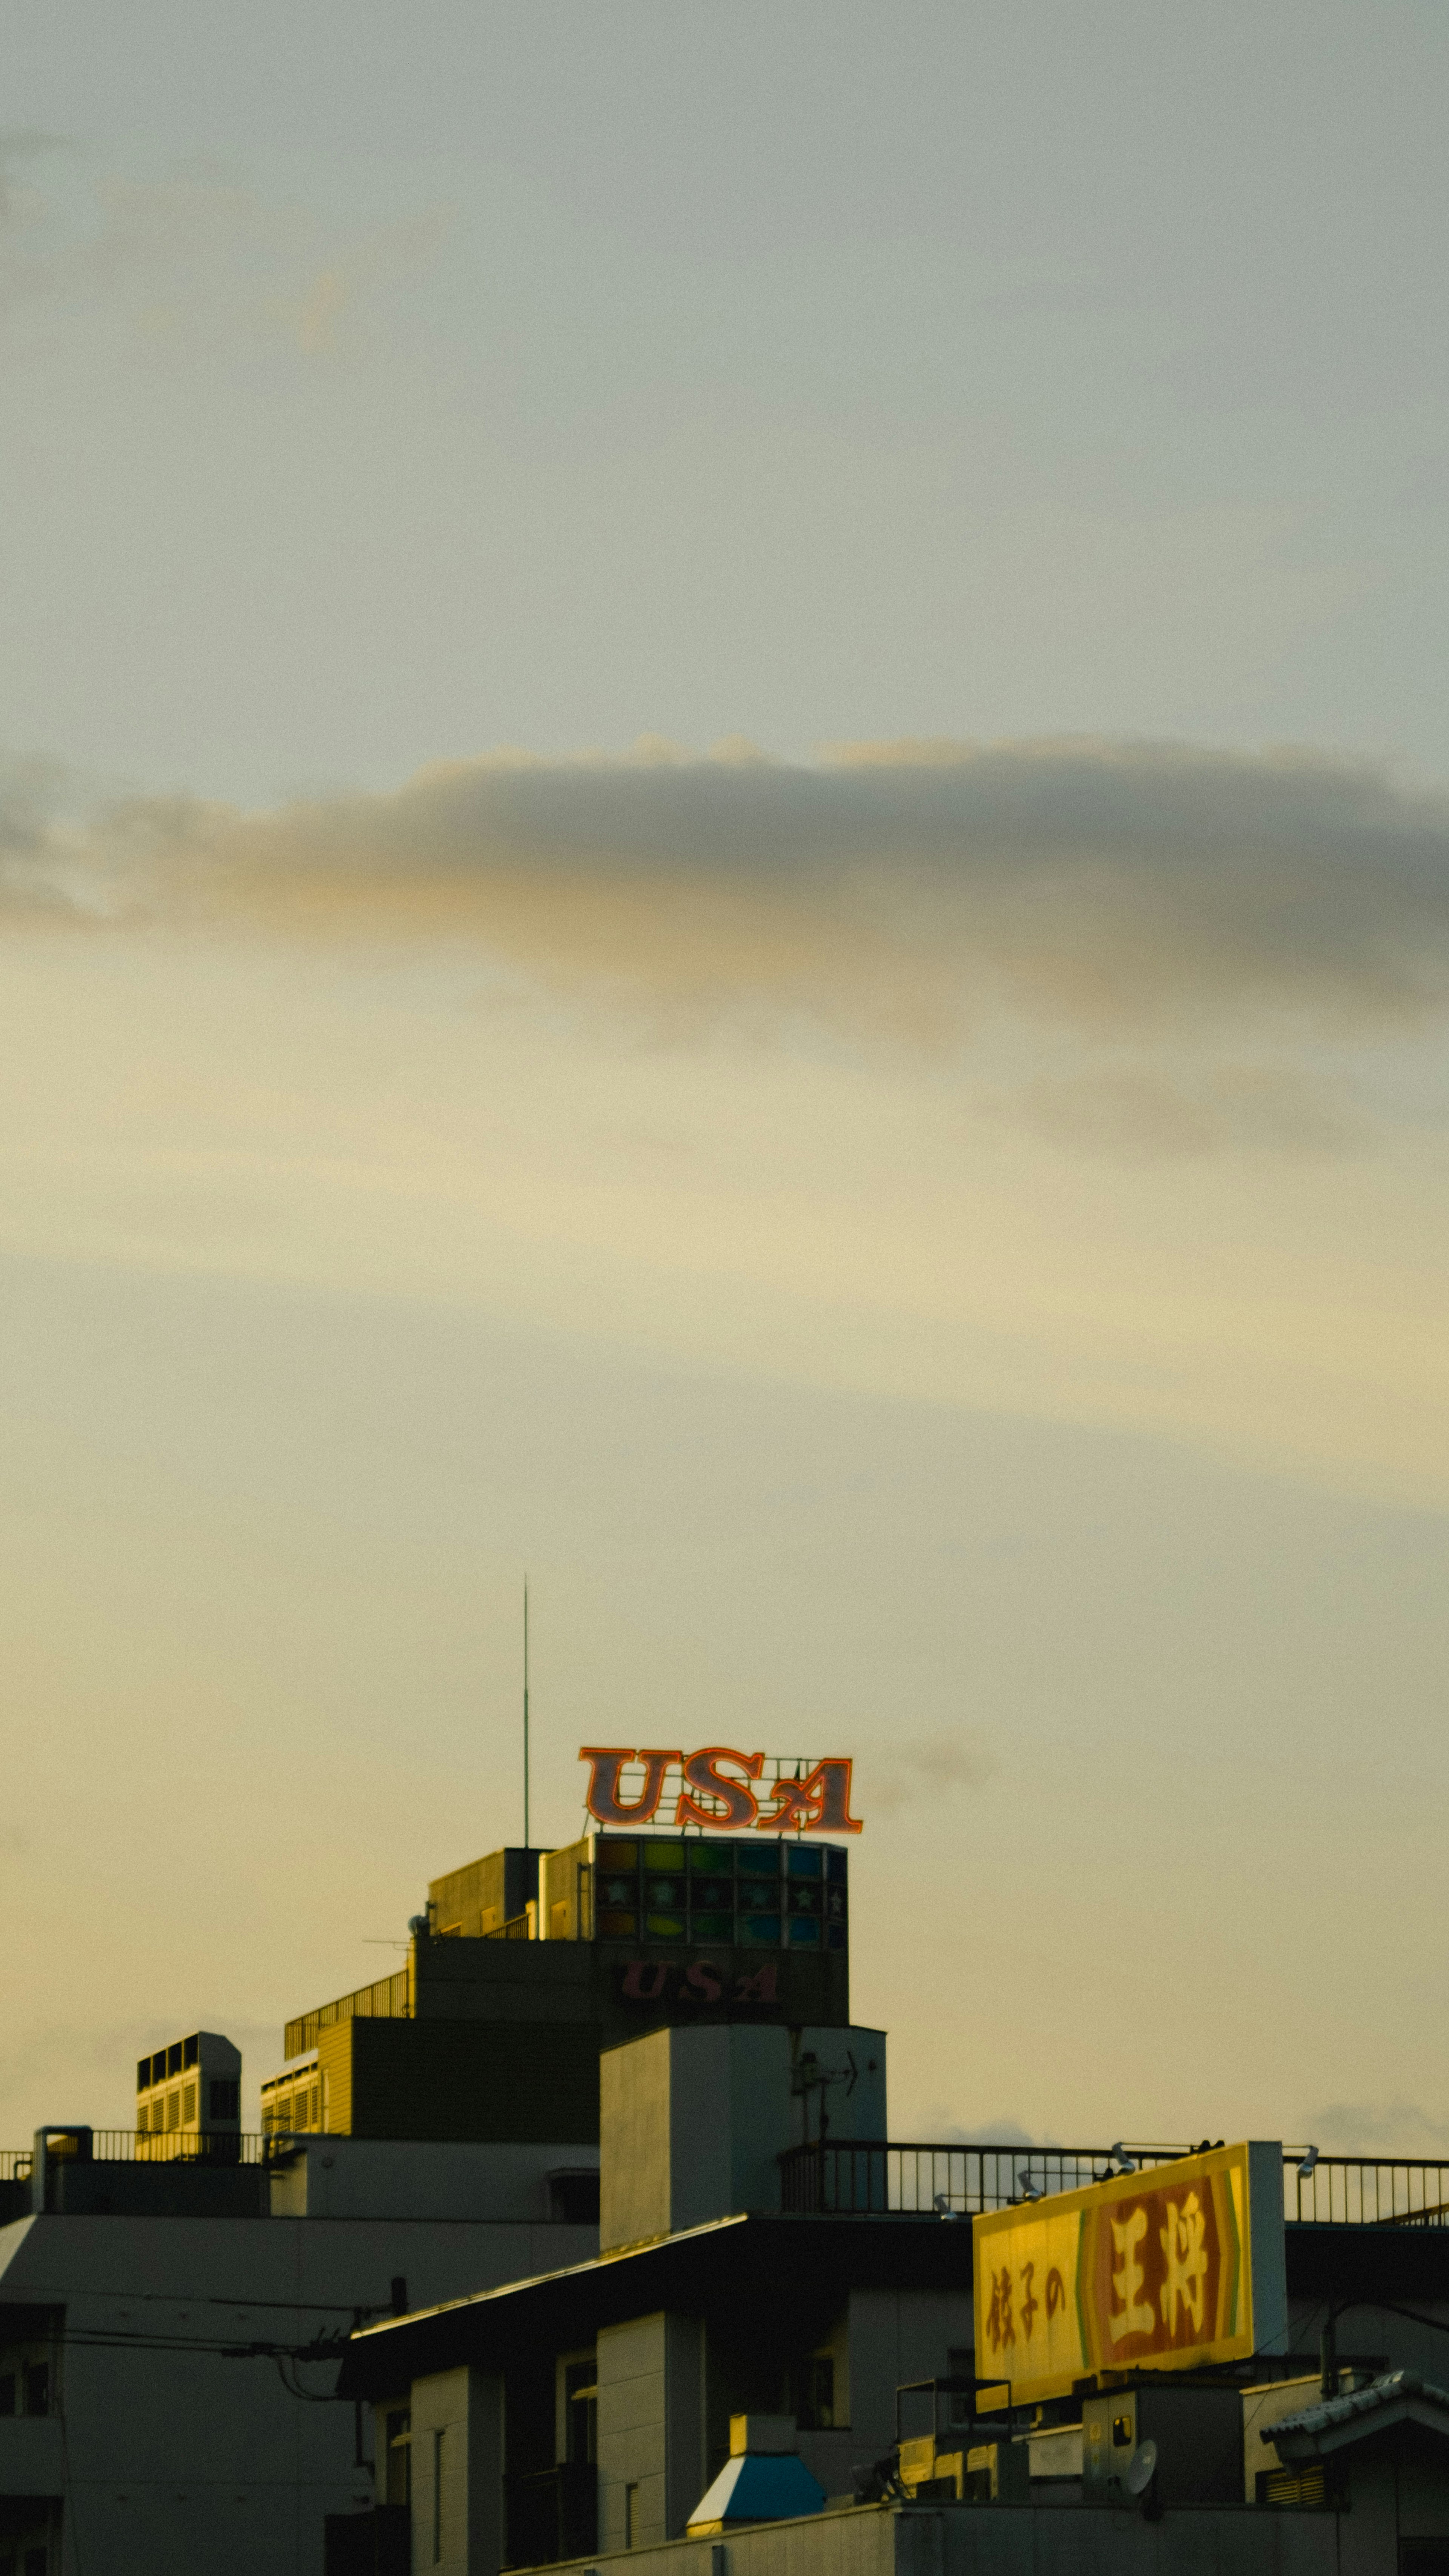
[580,1747,863,1836]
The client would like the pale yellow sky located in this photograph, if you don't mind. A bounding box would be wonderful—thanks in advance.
[5,2,1449,2173]
[3,743,1448,2158]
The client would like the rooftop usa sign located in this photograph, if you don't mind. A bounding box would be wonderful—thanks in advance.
[580,1747,862,1836]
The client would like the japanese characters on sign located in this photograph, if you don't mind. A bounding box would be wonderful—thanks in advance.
[972,2142,1287,2411]
[580,1747,863,1836]
[975,2195,1088,2406]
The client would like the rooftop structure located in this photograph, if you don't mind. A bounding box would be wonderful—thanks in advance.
[336,2018,1449,2576]
[6,1795,1449,2575]
[133,2032,240,2161]
[266,1833,852,2150]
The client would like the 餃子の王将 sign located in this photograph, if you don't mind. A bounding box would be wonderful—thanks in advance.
[972,2142,1287,2410]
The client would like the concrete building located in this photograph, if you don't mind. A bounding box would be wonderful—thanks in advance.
[339,2021,1449,2576]
[0,1823,866,2575]
[11,1810,1449,2574]
[0,2130,601,2574]
[265,1835,852,2151]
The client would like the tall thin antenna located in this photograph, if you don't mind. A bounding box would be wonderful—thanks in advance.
[522,1576,530,1849]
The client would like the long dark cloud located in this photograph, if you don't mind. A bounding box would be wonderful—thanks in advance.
[7,738,1449,1041]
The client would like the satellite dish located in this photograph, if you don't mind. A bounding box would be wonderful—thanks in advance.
[1125,2440,1158,2498]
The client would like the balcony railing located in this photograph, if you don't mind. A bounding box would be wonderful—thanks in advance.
[780,2141,1449,2226]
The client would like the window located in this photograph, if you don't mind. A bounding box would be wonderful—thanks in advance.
[24,2364,49,2419]
[788,2356,835,2430]
[565,2359,597,2466]
[624,2483,638,2547]
[737,1846,778,1880]
[385,2409,411,2510]
[549,2172,600,2225]
[432,2426,446,2564]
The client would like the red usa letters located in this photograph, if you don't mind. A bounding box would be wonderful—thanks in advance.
[580,1747,862,1835]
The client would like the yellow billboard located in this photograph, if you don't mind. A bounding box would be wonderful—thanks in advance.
[972,2141,1285,2410]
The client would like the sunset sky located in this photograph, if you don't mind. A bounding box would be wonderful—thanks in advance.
[3,0,1448,2159]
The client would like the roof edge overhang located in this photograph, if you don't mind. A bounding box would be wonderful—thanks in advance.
[338,2208,975,2399]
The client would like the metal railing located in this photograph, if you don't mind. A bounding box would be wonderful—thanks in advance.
[0,2149,33,2184]
[778,2140,1190,2216]
[780,2142,1449,2226]
[1288,2157,1449,2228]
[89,2130,270,2167]
[285,1964,412,2061]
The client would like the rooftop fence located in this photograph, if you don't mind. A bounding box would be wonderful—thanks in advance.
[5,2132,279,2178]
[284,1965,412,2062]
[778,2140,1449,2227]
[6,2132,1449,2221]
[1288,2154,1449,2228]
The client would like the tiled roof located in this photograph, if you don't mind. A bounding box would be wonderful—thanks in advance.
[1272,2371,1449,2456]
